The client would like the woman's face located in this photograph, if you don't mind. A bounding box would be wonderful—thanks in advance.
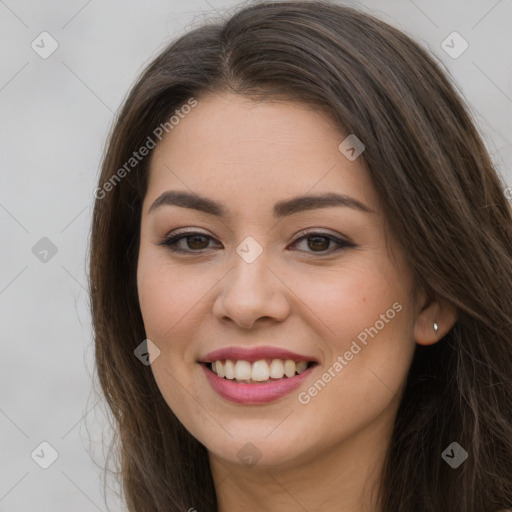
[137,92,426,470]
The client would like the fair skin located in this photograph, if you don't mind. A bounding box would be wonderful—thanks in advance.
[137,92,457,512]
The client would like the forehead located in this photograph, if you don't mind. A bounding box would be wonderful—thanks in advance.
[144,92,378,216]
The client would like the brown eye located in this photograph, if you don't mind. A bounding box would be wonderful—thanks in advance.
[159,230,355,256]
[186,235,210,250]
[291,232,354,255]
[306,236,331,252]
[159,232,219,253]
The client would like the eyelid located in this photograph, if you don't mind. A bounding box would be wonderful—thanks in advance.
[292,227,353,243]
[289,230,355,254]
[158,227,355,255]
[164,227,211,237]
[164,227,351,242]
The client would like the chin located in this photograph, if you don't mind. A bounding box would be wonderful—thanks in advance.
[199,416,323,469]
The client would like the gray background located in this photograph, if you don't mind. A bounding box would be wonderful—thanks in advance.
[1,0,511,510]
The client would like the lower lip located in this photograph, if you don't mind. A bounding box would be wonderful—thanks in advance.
[201,363,316,404]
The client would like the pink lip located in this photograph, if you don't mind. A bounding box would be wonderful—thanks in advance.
[201,363,317,404]
[200,345,317,363]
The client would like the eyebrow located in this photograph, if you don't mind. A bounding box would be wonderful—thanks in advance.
[148,190,375,217]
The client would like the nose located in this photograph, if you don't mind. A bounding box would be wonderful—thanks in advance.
[212,249,291,330]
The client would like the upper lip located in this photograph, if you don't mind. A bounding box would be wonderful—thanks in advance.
[200,346,318,363]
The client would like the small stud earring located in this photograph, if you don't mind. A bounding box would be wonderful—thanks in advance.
[433,322,439,335]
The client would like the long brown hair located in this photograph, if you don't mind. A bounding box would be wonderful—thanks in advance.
[88,1,512,510]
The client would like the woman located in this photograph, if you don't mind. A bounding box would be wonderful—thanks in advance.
[89,1,512,510]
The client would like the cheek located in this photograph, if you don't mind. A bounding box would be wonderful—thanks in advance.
[136,256,208,422]
[136,253,221,403]
[137,262,172,341]
[291,261,415,407]
[283,260,411,351]
[137,252,204,343]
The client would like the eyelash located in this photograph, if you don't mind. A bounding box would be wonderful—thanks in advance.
[158,229,355,256]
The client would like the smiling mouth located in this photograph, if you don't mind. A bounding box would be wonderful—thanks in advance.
[204,359,318,383]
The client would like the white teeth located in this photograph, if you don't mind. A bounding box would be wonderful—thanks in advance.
[215,360,225,378]
[269,359,284,378]
[234,360,252,380]
[284,359,296,378]
[225,359,235,379]
[209,358,312,381]
[251,360,270,381]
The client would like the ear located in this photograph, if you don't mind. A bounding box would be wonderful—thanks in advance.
[413,289,457,346]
